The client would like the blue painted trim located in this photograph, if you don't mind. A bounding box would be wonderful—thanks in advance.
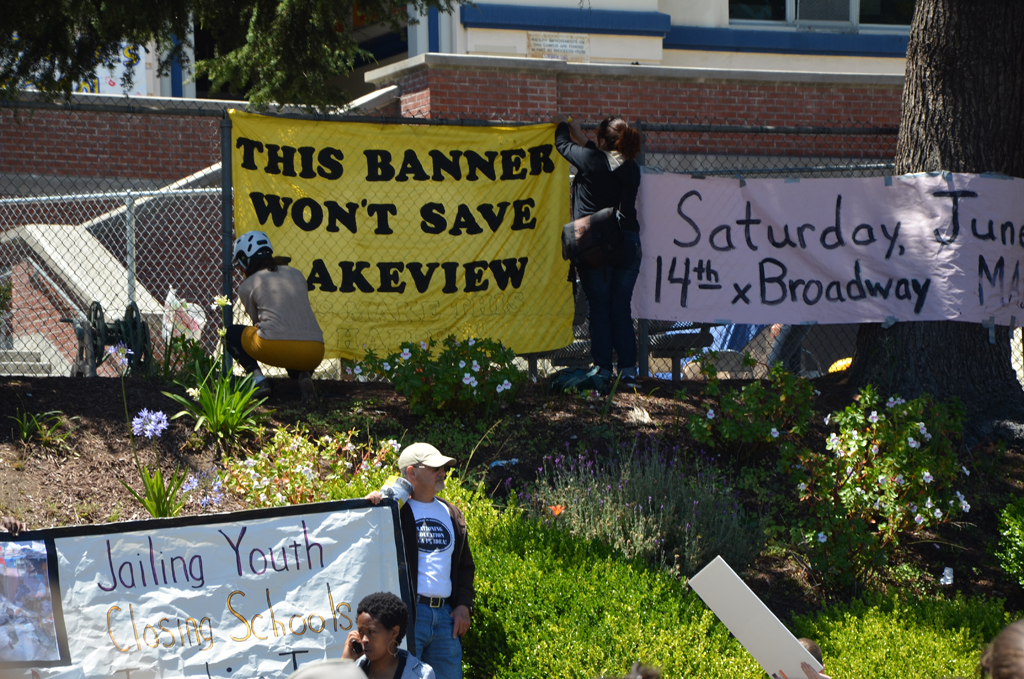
[428,7,440,53]
[460,4,671,37]
[171,36,183,98]
[664,26,908,58]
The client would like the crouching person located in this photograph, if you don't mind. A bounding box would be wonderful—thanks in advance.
[226,231,324,401]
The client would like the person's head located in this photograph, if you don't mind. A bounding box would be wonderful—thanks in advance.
[232,230,277,276]
[981,618,1024,679]
[596,117,642,161]
[397,443,455,499]
[798,638,823,666]
[285,659,366,679]
[355,592,408,663]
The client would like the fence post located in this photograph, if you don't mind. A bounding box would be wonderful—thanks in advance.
[635,118,650,378]
[220,110,234,374]
[125,191,136,308]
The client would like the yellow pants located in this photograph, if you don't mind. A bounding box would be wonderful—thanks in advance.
[241,327,324,372]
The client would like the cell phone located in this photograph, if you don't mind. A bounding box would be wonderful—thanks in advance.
[350,639,363,655]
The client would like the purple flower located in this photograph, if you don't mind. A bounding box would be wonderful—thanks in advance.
[132,409,168,438]
[922,471,933,483]
[868,411,878,423]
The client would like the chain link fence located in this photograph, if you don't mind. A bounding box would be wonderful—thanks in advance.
[2,94,1018,383]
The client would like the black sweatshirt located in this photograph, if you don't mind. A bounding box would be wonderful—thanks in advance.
[554,121,641,230]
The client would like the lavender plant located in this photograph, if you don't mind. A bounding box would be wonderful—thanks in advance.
[781,385,969,588]
[360,335,522,415]
[529,440,764,577]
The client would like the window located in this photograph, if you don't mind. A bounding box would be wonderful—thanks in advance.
[729,0,914,26]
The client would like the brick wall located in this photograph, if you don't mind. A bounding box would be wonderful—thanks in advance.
[389,66,903,128]
[1,109,220,184]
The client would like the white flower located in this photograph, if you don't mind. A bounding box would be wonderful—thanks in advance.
[211,295,231,308]
[824,414,831,425]
[922,471,933,483]
[388,440,401,452]
[814,389,821,396]
[918,422,928,434]
[345,367,352,375]
[827,433,840,449]
[470,377,478,387]
[186,387,201,401]
[908,437,920,449]
[924,432,932,441]
[472,363,480,372]
[502,379,512,389]
[462,373,473,385]
[400,349,412,360]
[895,474,904,485]
[420,341,428,350]
[706,409,715,420]
[817,532,827,543]
[496,384,505,393]
[770,428,779,438]
[798,482,807,492]
[467,338,475,345]
[459,360,466,368]
[870,444,879,455]
[915,514,925,524]
[934,508,943,519]
[868,411,879,423]
[878,475,886,485]
[962,466,970,476]
[353,366,362,375]
[925,498,933,508]
[382,362,391,371]
[961,502,971,513]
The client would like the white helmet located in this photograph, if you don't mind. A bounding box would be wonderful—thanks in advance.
[232,231,273,267]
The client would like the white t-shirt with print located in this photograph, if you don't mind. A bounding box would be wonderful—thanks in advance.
[408,498,454,599]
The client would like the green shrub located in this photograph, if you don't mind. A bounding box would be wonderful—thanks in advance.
[996,497,1024,587]
[781,386,969,588]
[164,373,269,454]
[222,426,403,506]
[529,443,764,577]
[464,504,762,679]
[791,592,1010,679]
[687,359,816,460]
[361,335,523,415]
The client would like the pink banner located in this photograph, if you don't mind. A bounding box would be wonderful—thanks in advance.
[635,173,1024,327]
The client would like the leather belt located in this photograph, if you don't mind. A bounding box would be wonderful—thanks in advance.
[418,595,446,608]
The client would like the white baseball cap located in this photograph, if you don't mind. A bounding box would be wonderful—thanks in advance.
[397,442,456,470]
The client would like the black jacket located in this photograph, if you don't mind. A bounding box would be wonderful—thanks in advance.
[554,121,641,229]
[400,498,475,615]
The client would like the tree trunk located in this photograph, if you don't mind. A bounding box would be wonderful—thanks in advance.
[848,0,1024,441]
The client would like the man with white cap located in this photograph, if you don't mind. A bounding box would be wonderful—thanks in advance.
[367,443,475,679]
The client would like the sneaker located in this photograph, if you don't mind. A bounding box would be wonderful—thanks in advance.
[618,373,641,390]
[298,372,317,403]
[252,379,272,400]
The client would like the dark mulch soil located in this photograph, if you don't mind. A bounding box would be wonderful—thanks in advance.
[1,372,1022,622]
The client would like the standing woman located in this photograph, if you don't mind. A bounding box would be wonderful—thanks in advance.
[227,230,325,401]
[553,114,643,388]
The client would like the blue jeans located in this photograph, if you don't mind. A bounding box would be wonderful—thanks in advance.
[577,230,642,373]
[415,602,462,679]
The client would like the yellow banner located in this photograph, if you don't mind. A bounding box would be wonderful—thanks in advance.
[230,111,574,360]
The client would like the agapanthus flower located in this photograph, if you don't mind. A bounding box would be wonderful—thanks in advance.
[132,409,168,438]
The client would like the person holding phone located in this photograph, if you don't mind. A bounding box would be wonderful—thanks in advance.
[341,592,435,679]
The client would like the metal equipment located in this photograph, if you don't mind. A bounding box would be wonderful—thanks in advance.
[62,301,152,377]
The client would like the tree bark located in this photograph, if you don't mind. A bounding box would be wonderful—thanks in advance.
[848,0,1024,441]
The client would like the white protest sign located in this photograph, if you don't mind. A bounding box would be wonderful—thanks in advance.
[635,173,1024,326]
[0,501,409,679]
[688,556,821,679]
